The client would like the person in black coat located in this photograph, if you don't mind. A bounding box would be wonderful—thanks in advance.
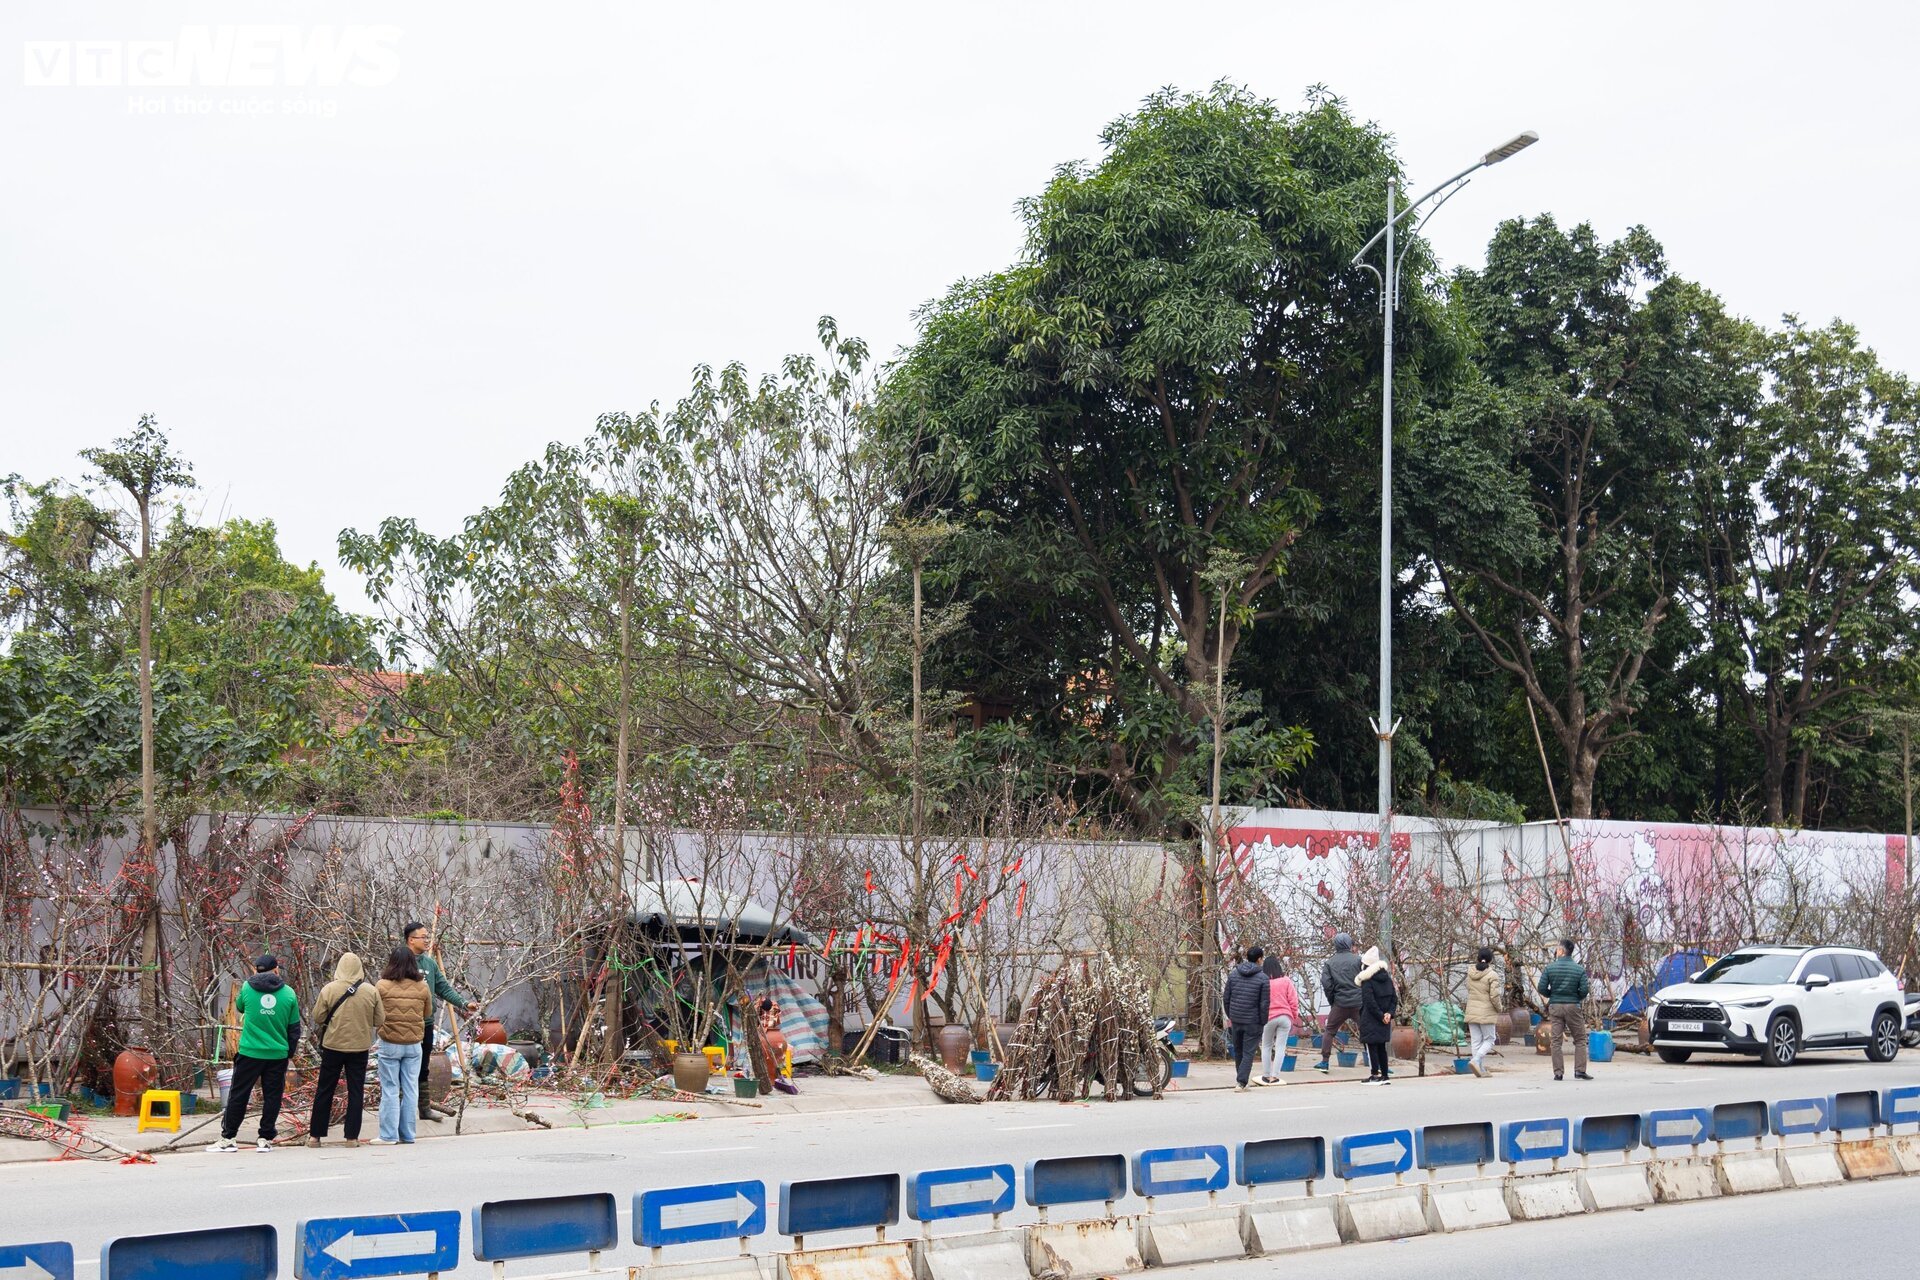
[1355,947,1399,1084]
[1221,945,1272,1091]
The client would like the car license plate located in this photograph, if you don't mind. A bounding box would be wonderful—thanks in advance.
[1669,1020,1704,1033]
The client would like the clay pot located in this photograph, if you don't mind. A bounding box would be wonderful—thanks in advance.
[476,1017,508,1046]
[936,1023,972,1073]
[112,1047,159,1117]
[1494,1011,1516,1045]
[428,1051,453,1103]
[671,1051,713,1095]
[1390,1025,1418,1061]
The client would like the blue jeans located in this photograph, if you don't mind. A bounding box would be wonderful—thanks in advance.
[376,1040,422,1142]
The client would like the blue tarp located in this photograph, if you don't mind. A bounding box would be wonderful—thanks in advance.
[1615,949,1711,1016]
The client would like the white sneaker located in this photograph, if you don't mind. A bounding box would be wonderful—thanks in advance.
[366,1137,398,1146]
[255,1139,273,1152]
[208,1139,239,1153]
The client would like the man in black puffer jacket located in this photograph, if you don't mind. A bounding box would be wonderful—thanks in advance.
[1222,945,1272,1091]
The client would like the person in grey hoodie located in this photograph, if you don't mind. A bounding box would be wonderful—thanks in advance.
[1314,932,1365,1071]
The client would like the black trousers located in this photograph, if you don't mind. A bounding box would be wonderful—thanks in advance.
[309,1047,369,1140]
[1230,1023,1263,1086]
[220,1053,288,1141]
[417,1023,435,1115]
[1366,1041,1391,1077]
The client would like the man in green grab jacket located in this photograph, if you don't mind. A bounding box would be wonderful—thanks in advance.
[404,921,472,1122]
[1537,939,1594,1081]
[211,954,301,1152]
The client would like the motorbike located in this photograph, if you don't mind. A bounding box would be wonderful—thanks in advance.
[1081,1016,1177,1097]
[1901,993,1920,1049]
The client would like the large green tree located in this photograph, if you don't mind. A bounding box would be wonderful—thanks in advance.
[1408,219,1748,818]
[888,84,1457,832]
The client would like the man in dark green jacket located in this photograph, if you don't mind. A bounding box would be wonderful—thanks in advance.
[1537,939,1593,1081]
[404,922,472,1121]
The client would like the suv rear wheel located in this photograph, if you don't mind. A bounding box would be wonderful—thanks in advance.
[1657,1048,1692,1064]
[1762,1013,1799,1067]
[1867,1010,1901,1063]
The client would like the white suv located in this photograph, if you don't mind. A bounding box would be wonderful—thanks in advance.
[1649,945,1904,1067]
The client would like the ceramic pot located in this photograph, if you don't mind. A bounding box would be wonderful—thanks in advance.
[476,1017,508,1045]
[428,1051,453,1102]
[1390,1025,1418,1060]
[1494,1011,1516,1045]
[671,1052,712,1095]
[936,1023,973,1073]
[112,1047,159,1117]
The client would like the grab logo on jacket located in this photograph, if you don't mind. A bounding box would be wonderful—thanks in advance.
[260,994,278,1011]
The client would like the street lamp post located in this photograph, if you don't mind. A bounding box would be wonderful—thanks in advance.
[1350,130,1538,952]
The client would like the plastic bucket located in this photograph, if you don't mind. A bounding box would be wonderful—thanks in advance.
[1281,1054,1297,1073]
[1453,1058,1472,1075]
[1588,1030,1615,1063]
[1166,1029,1185,1046]
[733,1076,759,1099]
[975,1062,1000,1083]
[1168,1059,1189,1079]
[0,1080,18,1101]
[1336,1051,1358,1068]
[969,1049,992,1065]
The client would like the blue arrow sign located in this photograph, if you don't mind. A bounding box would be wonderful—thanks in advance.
[103,1225,276,1280]
[1770,1096,1831,1136]
[1236,1136,1325,1187]
[1025,1154,1126,1208]
[1831,1090,1880,1132]
[1498,1118,1570,1164]
[471,1194,615,1263]
[0,1243,74,1280]
[777,1174,899,1238]
[1417,1123,1493,1171]
[1334,1129,1413,1179]
[1132,1145,1228,1198]
[636,1182,767,1248]
[1643,1107,1710,1148]
[295,1213,458,1280]
[906,1165,1016,1223]
[1883,1086,1920,1128]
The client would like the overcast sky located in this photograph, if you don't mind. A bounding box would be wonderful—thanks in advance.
[6,2,1916,614]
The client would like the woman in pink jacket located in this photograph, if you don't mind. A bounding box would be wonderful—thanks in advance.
[1257,952,1301,1085]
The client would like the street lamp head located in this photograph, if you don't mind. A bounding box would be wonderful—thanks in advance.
[1482,131,1539,166]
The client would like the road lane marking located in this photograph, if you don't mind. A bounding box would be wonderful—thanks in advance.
[220,1175,349,1189]
[997,1123,1072,1131]
[1261,1105,1326,1112]
[658,1146,752,1154]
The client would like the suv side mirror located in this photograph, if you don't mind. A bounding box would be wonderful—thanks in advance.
[1688,971,1703,982]
[1803,973,1832,989]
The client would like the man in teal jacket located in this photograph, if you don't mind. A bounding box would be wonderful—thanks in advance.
[212,954,301,1152]
[1537,939,1594,1081]
[404,921,472,1122]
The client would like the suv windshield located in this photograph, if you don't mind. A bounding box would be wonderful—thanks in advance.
[1696,952,1802,985]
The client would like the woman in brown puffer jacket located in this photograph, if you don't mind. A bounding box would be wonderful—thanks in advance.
[373,946,431,1145]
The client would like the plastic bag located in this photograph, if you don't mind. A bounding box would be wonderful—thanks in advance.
[1418,1001,1467,1047]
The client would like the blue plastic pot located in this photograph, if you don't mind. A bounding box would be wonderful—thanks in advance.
[1336,1051,1359,1068]
[1453,1057,1472,1075]
[1281,1054,1297,1073]
[0,1080,18,1101]
[975,1062,1000,1083]
[1169,1059,1190,1078]
[969,1049,993,1065]
[1166,1029,1185,1046]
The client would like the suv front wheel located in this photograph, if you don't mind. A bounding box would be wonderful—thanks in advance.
[1867,1010,1901,1063]
[1657,1048,1692,1064]
[1762,1013,1799,1067]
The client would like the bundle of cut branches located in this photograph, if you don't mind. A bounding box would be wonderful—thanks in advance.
[989,953,1163,1103]
[909,1053,982,1105]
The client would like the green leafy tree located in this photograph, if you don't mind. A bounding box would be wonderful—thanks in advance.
[1408,220,1746,818]
[888,84,1448,832]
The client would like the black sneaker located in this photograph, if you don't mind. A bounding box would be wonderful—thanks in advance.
[1554,1073,1564,1081]
[1574,1071,1594,1080]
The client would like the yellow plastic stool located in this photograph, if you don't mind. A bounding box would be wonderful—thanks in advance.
[137,1089,182,1133]
[702,1046,727,1075]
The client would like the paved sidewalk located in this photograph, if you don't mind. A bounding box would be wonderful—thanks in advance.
[0,1033,1625,1164]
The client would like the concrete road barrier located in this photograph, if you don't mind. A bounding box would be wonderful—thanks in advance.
[1836,1139,1900,1181]
[1578,1163,1655,1211]
[1778,1145,1845,1188]
[910,1230,1029,1280]
[1422,1178,1512,1233]
[1648,1155,1721,1203]
[1135,1206,1246,1267]
[1714,1150,1786,1195]
[1025,1218,1143,1279]
[1502,1171,1587,1221]
[1242,1197,1343,1255]
[633,1259,775,1280]
[1891,1136,1920,1175]
[1336,1186,1429,1243]
[778,1242,914,1280]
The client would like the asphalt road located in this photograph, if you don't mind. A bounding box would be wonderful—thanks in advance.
[4,1050,1916,1276]
[1152,1176,1920,1279]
